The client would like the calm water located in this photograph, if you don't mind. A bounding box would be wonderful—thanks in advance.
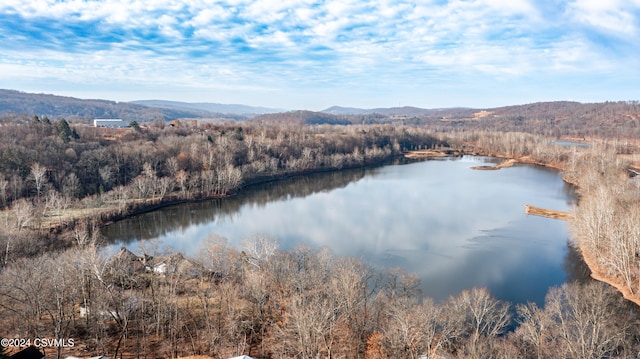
[102,156,588,304]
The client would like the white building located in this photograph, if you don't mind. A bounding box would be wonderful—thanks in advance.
[93,119,129,128]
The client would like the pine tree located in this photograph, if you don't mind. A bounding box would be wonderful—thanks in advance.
[57,118,72,143]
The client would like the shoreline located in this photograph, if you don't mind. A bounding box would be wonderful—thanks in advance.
[465,149,640,305]
[40,154,404,236]
[577,242,640,307]
[18,145,640,307]
[45,150,563,235]
[69,151,468,232]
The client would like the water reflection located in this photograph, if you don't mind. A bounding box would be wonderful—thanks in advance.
[102,156,581,305]
[564,242,593,284]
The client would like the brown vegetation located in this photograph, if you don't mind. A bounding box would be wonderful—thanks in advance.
[524,205,571,220]
[470,158,518,170]
[2,237,639,359]
[403,148,463,159]
[457,130,640,307]
[0,117,445,266]
[565,144,640,305]
[2,103,640,358]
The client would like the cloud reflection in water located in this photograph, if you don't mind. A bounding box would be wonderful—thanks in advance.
[102,157,575,304]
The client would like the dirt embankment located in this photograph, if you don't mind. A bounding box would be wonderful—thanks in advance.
[470,158,518,170]
[579,243,640,307]
[403,148,464,159]
[468,154,565,172]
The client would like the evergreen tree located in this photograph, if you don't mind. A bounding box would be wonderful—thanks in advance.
[130,120,141,132]
[57,118,72,143]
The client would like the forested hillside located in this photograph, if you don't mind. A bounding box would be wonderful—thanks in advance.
[267,101,640,138]
[0,90,240,122]
[463,101,640,137]
[3,90,640,137]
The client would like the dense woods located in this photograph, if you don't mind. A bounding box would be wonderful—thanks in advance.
[1,236,639,359]
[1,97,640,358]
[566,145,640,303]
[444,101,640,138]
[0,117,444,264]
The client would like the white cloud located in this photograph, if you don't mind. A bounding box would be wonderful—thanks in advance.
[482,0,539,16]
[187,6,233,27]
[1,0,639,107]
[566,0,640,36]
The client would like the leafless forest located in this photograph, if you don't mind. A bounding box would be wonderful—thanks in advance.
[1,106,640,358]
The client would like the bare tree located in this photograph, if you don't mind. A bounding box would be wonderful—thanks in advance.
[0,176,8,207]
[444,287,511,359]
[30,162,47,198]
[197,233,237,278]
[12,198,34,232]
[242,234,279,270]
[166,157,179,177]
[0,255,50,338]
[515,302,551,359]
[544,282,630,359]
[41,251,82,359]
[98,165,113,191]
[175,169,189,197]
[380,296,442,359]
[62,172,81,199]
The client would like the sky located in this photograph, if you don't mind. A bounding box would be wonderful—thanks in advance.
[0,0,639,111]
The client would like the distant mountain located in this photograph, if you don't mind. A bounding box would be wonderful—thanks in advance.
[252,110,353,125]
[0,89,243,122]
[322,106,372,115]
[132,100,285,117]
[322,105,473,117]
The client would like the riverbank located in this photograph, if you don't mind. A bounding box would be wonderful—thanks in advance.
[470,158,518,170]
[463,146,640,306]
[403,148,464,159]
[578,241,640,307]
[23,153,405,246]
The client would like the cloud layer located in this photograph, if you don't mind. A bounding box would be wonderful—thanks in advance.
[1,0,639,109]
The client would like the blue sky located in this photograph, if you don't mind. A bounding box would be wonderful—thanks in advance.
[0,0,639,110]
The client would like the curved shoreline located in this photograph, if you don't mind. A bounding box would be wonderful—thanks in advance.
[49,154,403,234]
[39,147,640,307]
[487,153,640,306]
[463,150,640,305]
[577,242,640,306]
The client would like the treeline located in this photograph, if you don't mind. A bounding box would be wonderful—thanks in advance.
[428,101,640,138]
[4,89,640,137]
[566,143,640,302]
[0,118,442,204]
[0,118,444,265]
[254,101,640,138]
[1,236,638,359]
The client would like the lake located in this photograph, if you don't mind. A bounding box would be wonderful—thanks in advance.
[101,156,589,305]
